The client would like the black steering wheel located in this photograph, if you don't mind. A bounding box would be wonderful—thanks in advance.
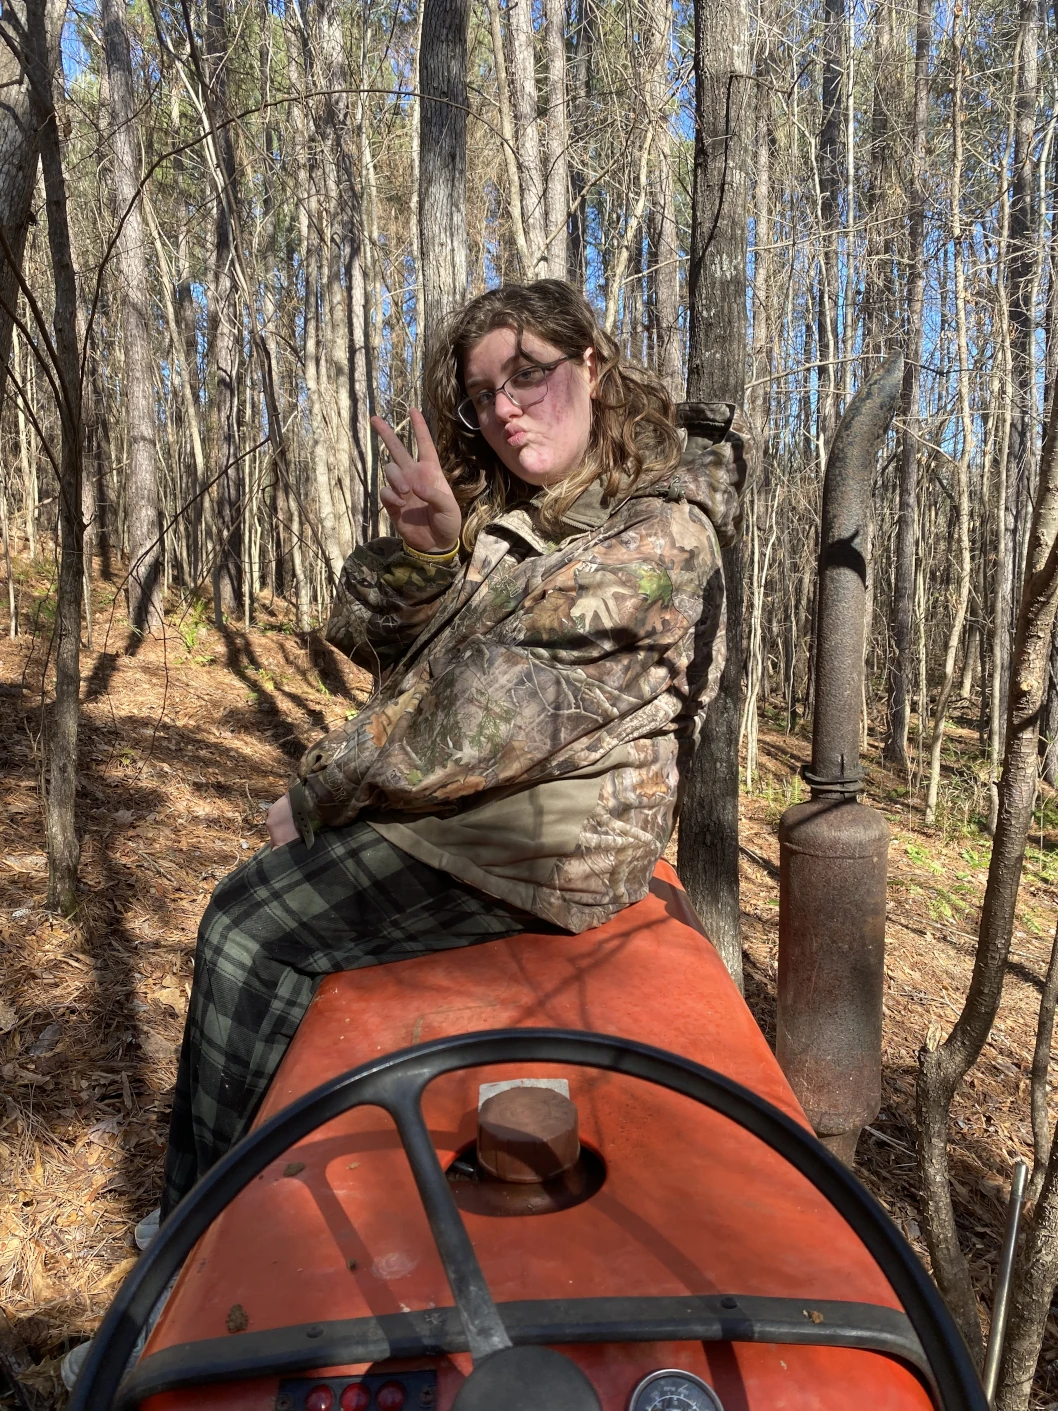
[67,1030,986,1411]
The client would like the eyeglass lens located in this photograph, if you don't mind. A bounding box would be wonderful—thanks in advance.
[457,361,564,430]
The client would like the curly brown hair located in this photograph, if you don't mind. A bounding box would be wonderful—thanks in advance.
[423,279,682,549]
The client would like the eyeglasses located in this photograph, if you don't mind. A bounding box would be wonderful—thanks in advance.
[456,357,572,432]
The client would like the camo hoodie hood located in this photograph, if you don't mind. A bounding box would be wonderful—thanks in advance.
[289,409,752,933]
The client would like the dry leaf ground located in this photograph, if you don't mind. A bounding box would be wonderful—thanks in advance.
[0,554,1056,1405]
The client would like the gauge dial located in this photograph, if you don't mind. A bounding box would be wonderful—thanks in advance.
[628,1369,724,1411]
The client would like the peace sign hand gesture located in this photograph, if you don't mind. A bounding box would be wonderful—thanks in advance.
[373,409,462,555]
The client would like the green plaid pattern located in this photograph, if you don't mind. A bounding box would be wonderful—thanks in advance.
[161,822,541,1214]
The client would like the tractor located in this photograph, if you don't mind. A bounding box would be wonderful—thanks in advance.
[68,360,987,1411]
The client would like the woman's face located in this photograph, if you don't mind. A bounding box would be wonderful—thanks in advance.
[462,327,596,488]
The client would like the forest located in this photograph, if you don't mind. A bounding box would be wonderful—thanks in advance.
[0,0,1056,1401]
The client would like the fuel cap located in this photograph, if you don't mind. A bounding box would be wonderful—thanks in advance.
[477,1085,580,1183]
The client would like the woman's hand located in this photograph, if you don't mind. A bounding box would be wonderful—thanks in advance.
[372,408,462,554]
[266,793,299,848]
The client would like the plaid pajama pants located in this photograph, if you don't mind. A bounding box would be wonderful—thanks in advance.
[161,821,544,1215]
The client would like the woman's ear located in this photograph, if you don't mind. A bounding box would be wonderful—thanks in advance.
[584,347,598,398]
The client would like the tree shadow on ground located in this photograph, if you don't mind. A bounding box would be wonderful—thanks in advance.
[82,629,146,706]
[218,625,333,759]
[0,696,296,1371]
[740,941,777,1050]
[306,631,361,700]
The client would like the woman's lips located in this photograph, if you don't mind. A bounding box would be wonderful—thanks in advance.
[504,427,528,446]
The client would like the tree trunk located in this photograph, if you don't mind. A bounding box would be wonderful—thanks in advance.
[144,190,207,575]
[23,0,83,914]
[0,0,63,417]
[745,61,775,776]
[543,0,569,279]
[988,386,1058,1408]
[172,93,202,579]
[315,0,359,551]
[202,0,241,624]
[14,329,38,562]
[1007,0,1040,620]
[679,0,750,988]
[602,130,654,335]
[644,0,680,394]
[486,0,530,273]
[1040,142,1058,787]
[1000,1097,1058,1411]
[924,6,973,827]
[101,0,162,632]
[180,0,304,614]
[507,0,547,276]
[883,0,929,766]
[749,63,773,449]
[409,1,426,398]
[918,367,1058,1369]
[860,0,900,360]
[353,106,378,541]
[959,619,979,699]
[649,140,681,395]
[567,0,593,287]
[258,23,304,614]
[984,96,1017,824]
[303,157,343,577]
[1028,922,1058,1205]
[815,0,844,456]
[1041,616,1058,786]
[418,0,469,367]
[1,466,15,637]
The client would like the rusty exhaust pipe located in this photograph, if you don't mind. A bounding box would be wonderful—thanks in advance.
[776,354,903,1166]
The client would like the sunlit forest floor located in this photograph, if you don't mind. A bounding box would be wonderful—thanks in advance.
[0,554,1056,1405]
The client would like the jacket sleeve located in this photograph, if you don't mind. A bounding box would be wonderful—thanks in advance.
[324,537,461,676]
[290,499,725,837]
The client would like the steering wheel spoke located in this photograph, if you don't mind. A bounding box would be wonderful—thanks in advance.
[386,1084,512,1361]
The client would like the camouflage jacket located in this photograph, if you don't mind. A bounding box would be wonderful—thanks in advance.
[290,414,751,933]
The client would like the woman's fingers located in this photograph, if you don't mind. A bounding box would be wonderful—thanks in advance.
[405,410,460,515]
[373,409,458,530]
[372,409,438,474]
[408,407,439,464]
[383,460,408,497]
[370,415,415,472]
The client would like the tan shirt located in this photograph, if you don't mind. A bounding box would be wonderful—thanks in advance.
[368,744,633,926]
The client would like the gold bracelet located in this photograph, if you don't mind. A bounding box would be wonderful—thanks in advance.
[401,539,460,564]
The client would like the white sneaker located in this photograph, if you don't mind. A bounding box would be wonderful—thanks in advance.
[61,1338,92,1391]
[60,1267,178,1391]
[134,1207,161,1251]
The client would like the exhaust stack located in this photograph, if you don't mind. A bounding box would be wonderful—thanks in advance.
[776,354,903,1165]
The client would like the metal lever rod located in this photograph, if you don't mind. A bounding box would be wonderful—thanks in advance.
[982,1158,1028,1403]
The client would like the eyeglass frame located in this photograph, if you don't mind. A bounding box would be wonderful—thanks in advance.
[454,356,573,433]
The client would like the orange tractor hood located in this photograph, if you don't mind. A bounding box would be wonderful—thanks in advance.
[134,863,933,1411]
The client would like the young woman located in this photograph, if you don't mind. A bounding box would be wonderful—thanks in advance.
[161,278,750,1215]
